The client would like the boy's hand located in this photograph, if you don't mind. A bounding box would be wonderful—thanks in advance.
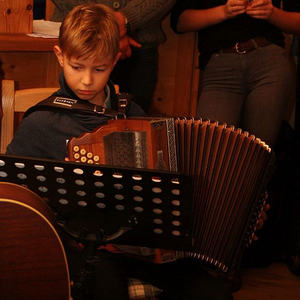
[224,0,248,18]
[113,11,141,59]
[246,0,274,19]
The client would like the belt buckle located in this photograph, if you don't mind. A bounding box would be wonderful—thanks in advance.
[234,42,247,55]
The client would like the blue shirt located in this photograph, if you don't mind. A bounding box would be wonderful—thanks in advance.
[6,74,145,160]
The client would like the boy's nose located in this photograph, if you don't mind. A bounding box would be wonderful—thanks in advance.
[81,71,93,85]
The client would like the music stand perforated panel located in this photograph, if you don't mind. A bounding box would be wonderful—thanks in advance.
[0,154,193,250]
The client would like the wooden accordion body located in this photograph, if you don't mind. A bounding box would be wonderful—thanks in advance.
[67,117,272,272]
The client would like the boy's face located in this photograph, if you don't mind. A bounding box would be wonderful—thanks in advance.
[54,46,120,105]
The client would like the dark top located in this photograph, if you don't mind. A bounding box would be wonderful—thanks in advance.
[6,73,145,160]
[170,0,300,68]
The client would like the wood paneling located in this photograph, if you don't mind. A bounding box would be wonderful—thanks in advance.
[0,34,58,51]
[0,13,198,115]
[0,52,60,90]
[45,0,55,20]
[0,0,33,34]
[150,16,199,117]
[0,33,60,89]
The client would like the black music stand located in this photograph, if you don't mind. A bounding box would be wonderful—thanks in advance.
[0,154,195,298]
[0,154,193,250]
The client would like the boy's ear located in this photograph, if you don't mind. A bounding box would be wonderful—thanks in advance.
[53,45,64,67]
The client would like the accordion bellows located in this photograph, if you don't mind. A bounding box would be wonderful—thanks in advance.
[173,118,271,271]
[67,117,272,272]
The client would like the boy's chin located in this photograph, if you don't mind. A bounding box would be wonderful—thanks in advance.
[75,90,104,105]
[76,93,94,101]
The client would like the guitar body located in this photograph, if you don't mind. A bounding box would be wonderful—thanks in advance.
[0,182,70,300]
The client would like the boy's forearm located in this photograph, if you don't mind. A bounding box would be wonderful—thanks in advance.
[120,0,175,32]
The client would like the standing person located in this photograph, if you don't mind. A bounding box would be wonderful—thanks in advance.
[50,0,176,113]
[171,0,300,274]
[6,4,233,300]
[171,0,300,148]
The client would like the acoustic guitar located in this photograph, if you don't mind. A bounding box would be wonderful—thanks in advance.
[0,182,70,300]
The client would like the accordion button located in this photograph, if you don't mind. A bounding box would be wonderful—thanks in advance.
[154,228,163,234]
[172,220,181,226]
[172,230,181,236]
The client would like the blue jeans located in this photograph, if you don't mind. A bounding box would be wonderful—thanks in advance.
[197,44,295,147]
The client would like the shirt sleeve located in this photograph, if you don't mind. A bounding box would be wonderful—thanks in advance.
[120,0,176,32]
[51,0,86,21]
[6,112,67,161]
[170,0,195,33]
[51,0,176,32]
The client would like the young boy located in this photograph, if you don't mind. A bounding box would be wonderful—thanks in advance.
[6,3,144,160]
[6,4,233,300]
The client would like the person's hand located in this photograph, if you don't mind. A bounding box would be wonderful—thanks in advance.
[119,35,141,60]
[224,0,248,18]
[113,11,141,59]
[246,0,274,20]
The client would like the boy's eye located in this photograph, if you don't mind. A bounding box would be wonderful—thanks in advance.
[95,68,105,72]
[71,65,82,70]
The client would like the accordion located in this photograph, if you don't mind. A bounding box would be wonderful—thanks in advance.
[67,117,272,272]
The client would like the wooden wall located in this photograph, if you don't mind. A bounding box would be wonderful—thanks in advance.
[0,52,60,90]
[150,16,198,117]
[0,3,198,117]
[0,0,34,34]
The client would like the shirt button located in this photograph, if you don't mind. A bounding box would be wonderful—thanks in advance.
[112,1,120,9]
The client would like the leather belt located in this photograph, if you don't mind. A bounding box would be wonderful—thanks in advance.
[220,37,271,55]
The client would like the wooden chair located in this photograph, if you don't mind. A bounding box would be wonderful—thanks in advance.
[0,79,58,153]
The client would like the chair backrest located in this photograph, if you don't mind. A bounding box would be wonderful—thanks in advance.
[1,80,58,153]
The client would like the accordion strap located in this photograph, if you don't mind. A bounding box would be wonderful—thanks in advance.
[24,93,132,119]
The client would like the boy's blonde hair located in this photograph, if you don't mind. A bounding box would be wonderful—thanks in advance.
[59,3,120,60]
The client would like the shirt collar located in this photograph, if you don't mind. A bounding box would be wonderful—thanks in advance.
[103,84,111,109]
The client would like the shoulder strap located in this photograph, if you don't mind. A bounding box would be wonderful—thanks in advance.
[23,93,132,119]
